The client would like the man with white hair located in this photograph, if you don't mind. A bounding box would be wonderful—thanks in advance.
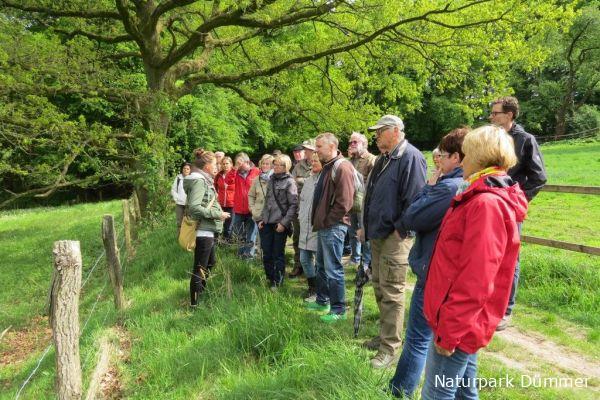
[347,132,377,269]
[359,115,426,368]
[215,151,225,169]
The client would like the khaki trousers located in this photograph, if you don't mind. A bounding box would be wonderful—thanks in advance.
[370,233,414,355]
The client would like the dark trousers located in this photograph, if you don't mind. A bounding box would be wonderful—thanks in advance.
[259,223,287,285]
[506,222,523,315]
[222,207,234,239]
[190,236,215,305]
[292,217,301,268]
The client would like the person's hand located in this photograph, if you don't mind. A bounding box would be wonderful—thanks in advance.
[434,342,454,357]
[258,221,264,229]
[428,168,442,185]
[356,228,365,243]
[220,212,231,221]
[276,223,286,233]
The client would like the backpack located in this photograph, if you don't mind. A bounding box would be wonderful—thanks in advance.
[331,159,365,214]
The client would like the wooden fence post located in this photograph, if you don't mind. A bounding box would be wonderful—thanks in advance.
[51,240,82,400]
[122,200,135,259]
[102,215,125,310]
[130,191,142,222]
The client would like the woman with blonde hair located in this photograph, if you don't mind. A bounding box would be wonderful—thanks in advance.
[420,125,528,399]
[257,154,298,289]
[248,154,274,222]
[184,149,230,307]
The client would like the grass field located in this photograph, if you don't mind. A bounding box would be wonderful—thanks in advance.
[1,140,598,399]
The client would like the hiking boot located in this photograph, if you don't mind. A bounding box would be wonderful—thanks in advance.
[289,265,303,279]
[305,301,330,313]
[496,314,511,331]
[320,312,347,323]
[370,351,398,369]
[304,277,317,302]
[362,335,381,351]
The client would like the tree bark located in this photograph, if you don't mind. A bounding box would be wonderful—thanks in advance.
[51,240,83,400]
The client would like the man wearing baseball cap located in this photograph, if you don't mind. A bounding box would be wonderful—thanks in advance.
[359,115,426,368]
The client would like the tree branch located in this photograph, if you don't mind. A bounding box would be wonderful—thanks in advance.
[53,28,134,44]
[0,0,121,19]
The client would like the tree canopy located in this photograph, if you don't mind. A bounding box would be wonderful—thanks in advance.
[1,0,593,210]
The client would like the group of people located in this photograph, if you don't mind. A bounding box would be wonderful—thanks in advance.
[171,96,547,400]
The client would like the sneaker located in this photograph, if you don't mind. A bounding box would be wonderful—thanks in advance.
[305,301,330,313]
[304,293,317,303]
[362,335,381,351]
[496,314,511,331]
[370,351,397,369]
[320,312,347,323]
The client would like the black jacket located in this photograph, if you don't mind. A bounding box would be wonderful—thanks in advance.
[508,123,547,201]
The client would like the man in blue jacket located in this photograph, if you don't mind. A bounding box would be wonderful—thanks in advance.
[359,115,426,369]
[388,127,468,397]
[490,96,547,330]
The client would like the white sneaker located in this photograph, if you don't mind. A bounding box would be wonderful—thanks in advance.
[304,293,317,302]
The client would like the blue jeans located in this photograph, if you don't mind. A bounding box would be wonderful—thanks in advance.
[300,249,316,279]
[315,223,348,314]
[506,222,523,315]
[349,213,371,266]
[421,341,479,400]
[232,213,258,257]
[389,283,432,398]
[259,223,287,285]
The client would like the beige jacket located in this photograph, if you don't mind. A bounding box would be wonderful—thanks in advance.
[248,175,270,221]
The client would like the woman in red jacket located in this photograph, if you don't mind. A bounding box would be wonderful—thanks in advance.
[214,156,236,240]
[421,125,528,400]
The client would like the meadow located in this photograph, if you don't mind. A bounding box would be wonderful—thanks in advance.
[1,139,598,399]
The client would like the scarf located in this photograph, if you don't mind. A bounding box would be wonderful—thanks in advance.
[456,166,504,195]
[260,169,273,181]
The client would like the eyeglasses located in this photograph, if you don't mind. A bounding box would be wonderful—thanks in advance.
[489,111,507,116]
[439,152,452,158]
[375,126,391,136]
[349,140,360,145]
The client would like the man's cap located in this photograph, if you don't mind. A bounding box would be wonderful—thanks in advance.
[293,144,304,152]
[301,139,316,151]
[368,115,404,131]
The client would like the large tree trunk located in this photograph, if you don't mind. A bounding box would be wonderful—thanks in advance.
[134,64,174,214]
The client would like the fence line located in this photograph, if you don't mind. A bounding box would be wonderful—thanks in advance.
[543,184,600,195]
[15,224,127,400]
[522,235,600,257]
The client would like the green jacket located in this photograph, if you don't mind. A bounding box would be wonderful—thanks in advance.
[183,171,224,233]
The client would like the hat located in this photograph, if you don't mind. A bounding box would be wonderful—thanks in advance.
[368,115,404,131]
[301,139,316,151]
[292,144,304,152]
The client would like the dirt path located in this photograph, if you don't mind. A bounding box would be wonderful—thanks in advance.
[495,326,600,380]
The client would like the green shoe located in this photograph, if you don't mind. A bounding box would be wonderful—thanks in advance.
[320,312,347,323]
[305,301,330,313]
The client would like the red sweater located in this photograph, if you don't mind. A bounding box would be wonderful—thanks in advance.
[424,173,527,354]
[233,167,260,214]
[215,169,236,208]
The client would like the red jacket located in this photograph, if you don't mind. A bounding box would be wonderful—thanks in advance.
[215,169,236,208]
[233,167,260,214]
[424,173,527,354]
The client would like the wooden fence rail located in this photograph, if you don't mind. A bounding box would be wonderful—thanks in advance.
[543,184,600,195]
[522,235,600,256]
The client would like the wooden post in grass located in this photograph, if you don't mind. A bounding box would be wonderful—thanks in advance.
[102,215,125,310]
[130,191,142,222]
[122,200,134,259]
[51,240,82,400]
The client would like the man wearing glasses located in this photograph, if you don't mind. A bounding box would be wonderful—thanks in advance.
[359,115,427,368]
[347,132,377,269]
[489,96,547,331]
